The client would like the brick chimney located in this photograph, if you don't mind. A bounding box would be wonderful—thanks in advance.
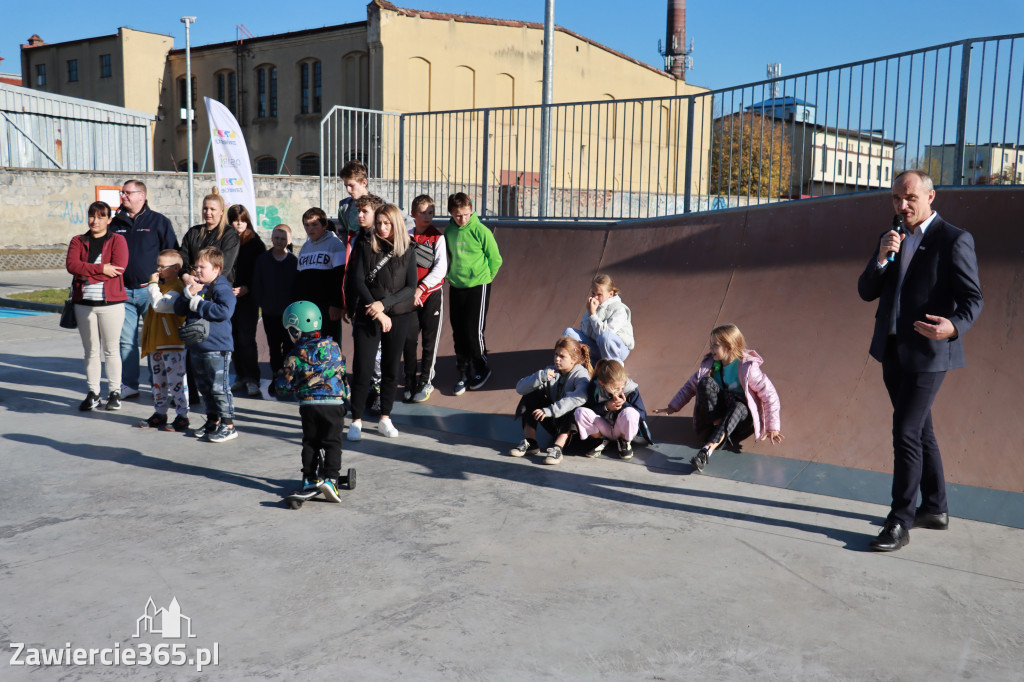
[25,35,46,48]
[665,0,686,80]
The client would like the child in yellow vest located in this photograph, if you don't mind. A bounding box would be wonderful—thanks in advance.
[137,249,190,431]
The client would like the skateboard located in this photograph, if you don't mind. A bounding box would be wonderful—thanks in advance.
[284,468,356,509]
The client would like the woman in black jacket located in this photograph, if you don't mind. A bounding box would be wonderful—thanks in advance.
[344,203,417,441]
[180,189,240,286]
[227,204,266,396]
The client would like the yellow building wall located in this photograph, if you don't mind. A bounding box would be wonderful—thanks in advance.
[371,2,709,197]
[120,29,174,116]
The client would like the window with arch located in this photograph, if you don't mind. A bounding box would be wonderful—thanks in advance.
[255,156,277,175]
[256,65,277,119]
[300,60,322,115]
[216,70,236,115]
[298,154,320,176]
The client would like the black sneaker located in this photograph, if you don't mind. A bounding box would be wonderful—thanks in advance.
[542,445,563,465]
[105,391,122,411]
[163,415,190,432]
[136,413,168,429]
[584,438,608,458]
[468,369,492,391]
[509,439,540,457]
[190,418,219,439]
[453,376,468,396]
[691,446,711,472]
[617,438,633,460]
[79,391,102,411]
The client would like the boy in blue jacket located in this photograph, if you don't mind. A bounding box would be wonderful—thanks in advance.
[275,301,349,502]
[174,247,238,443]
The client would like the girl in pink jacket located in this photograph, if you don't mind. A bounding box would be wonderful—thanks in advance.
[655,324,783,472]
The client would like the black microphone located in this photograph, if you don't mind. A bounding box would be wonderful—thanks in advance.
[886,214,905,263]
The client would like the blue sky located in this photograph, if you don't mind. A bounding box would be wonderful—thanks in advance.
[2,0,1021,91]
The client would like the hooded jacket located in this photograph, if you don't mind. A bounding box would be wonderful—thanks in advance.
[668,350,781,441]
[581,294,634,349]
[444,213,502,288]
[275,334,348,405]
[173,275,236,353]
[516,363,591,419]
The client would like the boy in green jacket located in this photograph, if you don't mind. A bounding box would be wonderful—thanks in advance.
[444,192,502,395]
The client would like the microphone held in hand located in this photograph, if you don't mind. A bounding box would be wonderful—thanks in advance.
[886,214,905,263]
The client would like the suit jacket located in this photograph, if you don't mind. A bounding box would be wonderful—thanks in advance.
[857,213,983,372]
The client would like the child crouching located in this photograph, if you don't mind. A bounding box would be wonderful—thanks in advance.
[574,359,650,460]
[510,336,592,465]
[274,301,350,502]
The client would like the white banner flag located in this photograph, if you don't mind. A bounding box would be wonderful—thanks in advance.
[205,97,256,222]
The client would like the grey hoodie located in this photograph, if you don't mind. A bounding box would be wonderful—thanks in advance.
[581,294,634,349]
[515,363,591,419]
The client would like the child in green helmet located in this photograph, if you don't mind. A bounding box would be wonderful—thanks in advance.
[274,300,350,502]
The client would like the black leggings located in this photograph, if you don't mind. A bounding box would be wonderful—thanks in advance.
[514,390,576,438]
[350,313,412,420]
[697,375,754,447]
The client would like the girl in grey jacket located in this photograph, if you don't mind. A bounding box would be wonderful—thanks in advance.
[510,336,593,465]
[562,274,634,363]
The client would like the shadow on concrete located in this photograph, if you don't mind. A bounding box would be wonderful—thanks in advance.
[4,433,293,497]
[356,436,876,550]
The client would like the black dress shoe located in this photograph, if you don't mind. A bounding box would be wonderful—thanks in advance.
[914,509,949,530]
[870,521,909,552]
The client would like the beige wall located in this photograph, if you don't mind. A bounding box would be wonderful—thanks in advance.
[120,29,174,115]
[19,29,171,113]
[372,4,705,114]
[158,25,367,173]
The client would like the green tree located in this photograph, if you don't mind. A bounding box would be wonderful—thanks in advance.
[709,113,792,198]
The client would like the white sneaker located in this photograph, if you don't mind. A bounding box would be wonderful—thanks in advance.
[347,422,363,441]
[377,417,399,438]
[120,383,140,399]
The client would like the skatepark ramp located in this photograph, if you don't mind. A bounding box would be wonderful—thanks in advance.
[412,187,1023,499]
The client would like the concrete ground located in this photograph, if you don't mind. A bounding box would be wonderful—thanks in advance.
[1,273,1023,680]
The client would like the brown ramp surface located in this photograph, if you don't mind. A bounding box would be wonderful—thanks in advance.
[408,188,1023,492]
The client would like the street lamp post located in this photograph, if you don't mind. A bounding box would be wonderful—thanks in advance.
[181,16,197,228]
[539,0,554,219]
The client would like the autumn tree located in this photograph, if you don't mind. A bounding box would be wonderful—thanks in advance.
[709,113,793,198]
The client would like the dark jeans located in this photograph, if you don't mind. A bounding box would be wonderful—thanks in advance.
[697,375,753,448]
[191,350,234,421]
[300,403,345,481]
[882,337,947,528]
[448,283,491,377]
[350,313,412,420]
[403,291,443,387]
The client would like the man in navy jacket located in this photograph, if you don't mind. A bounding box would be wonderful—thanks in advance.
[857,170,983,551]
[110,179,179,398]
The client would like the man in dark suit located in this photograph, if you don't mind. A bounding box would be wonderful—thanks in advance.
[857,170,983,552]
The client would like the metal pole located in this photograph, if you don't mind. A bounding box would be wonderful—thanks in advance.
[539,0,554,218]
[182,16,197,228]
[952,41,973,186]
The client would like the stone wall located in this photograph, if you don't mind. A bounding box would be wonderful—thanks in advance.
[0,168,323,248]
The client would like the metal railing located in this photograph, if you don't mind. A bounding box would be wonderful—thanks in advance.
[321,33,1024,221]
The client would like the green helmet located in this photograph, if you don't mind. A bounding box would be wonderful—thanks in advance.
[282,301,322,335]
